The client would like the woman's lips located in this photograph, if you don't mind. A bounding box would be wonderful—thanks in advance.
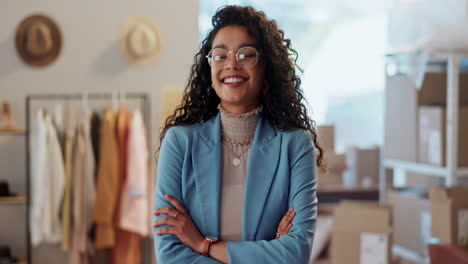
[223,81,245,88]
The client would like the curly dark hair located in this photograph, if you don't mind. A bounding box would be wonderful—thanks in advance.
[160,5,325,171]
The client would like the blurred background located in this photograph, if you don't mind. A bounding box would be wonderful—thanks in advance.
[1,0,468,263]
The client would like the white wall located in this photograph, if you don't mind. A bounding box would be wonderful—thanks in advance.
[0,0,200,263]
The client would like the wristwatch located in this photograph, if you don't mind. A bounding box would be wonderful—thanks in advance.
[202,236,219,256]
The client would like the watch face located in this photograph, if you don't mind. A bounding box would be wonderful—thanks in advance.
[206,236,218,242]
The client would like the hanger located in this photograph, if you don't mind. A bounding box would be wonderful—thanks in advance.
[119,90,129,110]
[81,91,89,111]
[112,90,118,110]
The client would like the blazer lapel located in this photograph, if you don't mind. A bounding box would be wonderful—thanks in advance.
[193,114,222,237]
[243,116,281,240]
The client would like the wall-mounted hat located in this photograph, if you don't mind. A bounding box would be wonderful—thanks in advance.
[119,16,163,66]
[15,14,62,67]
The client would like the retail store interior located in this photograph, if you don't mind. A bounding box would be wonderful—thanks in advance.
[1,0,468,263]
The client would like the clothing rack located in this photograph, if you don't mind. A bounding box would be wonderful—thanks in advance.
[25,92,151,264]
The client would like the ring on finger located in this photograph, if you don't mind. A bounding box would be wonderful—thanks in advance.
[275,232,280,239]
[173,210,181,219]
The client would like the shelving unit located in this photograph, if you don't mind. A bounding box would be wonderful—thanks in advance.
[0,129,27,264]
[380,52,468,201]
[0,194,26,204]
[0,129,26,135]
[380,52,468,264]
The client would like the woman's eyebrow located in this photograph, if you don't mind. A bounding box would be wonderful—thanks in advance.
[239,43,256,48]
[212,43,257,49]
[212,44,227,49]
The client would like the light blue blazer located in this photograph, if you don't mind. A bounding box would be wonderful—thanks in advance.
[153,113,317,264]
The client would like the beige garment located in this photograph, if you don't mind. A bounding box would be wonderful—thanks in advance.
[82,113,96,246]
[70,125,86,264]
[220,144,250,242]
[61,108,75,251]
[218,105,261,242]
[70,113,95,264]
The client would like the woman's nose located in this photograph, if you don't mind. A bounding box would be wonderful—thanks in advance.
[225,52,240,69]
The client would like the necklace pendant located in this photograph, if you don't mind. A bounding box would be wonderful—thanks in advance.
[232,158,241,166]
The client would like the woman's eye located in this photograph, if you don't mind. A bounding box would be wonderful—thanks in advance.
[214,55,227,61]
[239,54,254,59]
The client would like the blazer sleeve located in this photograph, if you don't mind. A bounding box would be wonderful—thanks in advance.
[153,128,222,264]
[226,130,317,264]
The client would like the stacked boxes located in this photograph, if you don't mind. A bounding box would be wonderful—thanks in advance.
[384,72,468,162]
[331,201,392,264]
[418,106,468,166]
[386,190,431,256]
[317,125,346,188]
[345,146,380,187]
[429,186,468,247]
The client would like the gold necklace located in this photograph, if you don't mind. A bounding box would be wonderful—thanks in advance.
[221,135,253,166]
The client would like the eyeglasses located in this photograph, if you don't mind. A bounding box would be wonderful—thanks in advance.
[206,47,260,69]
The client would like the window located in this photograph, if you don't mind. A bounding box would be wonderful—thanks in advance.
[200,0,387,151]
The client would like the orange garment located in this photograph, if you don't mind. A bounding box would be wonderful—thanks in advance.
[92,107,119,249]
[111,105,141,264]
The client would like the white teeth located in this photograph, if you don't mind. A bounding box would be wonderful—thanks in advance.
[224,77,245,84]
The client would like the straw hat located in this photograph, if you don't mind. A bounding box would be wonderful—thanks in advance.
[119,16,162,66]
[15,14,62,67]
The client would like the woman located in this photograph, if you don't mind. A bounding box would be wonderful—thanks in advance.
[153,5,324,264]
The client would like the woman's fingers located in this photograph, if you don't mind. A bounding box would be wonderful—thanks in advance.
[279,207,293,226]
[153,206,178,217]
[152,216,178,228]
[277,210,288,231]
[277,207,295,235]
[164,194,186,213]
[155,227,177,235]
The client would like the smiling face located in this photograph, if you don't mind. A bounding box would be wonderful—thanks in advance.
[210,25,264,114]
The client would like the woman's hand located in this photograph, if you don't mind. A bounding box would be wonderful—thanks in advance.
[153,194,205,254]
[276,207,295,239]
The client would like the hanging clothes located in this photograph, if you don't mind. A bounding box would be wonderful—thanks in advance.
[61,107,76,251]
[70,112,96,264]
[92,106,119,249]
[88,111,102,244]
[52,103,65,156]
[70,123,86,264]
[111,105,141,264]
[30,110,48,246]
[91,112,101,173]
[119,109,150,236]
[82,112,97,252]
[42,114,65,243]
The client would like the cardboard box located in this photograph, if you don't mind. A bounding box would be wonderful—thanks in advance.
[318,125,335,151]
[384,73,468,161]
[386,190,431,256]
[345,146,380,187]
[429,187,468,246]
[310,216,334,262]
[327,152,346,173]
[418,105,468,166]
[331,201,392,264]
[318,172,343,188]
[318,150,346,188]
